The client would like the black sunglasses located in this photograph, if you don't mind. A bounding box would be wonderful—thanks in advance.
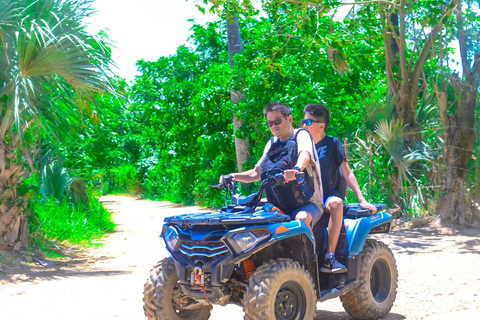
[267,117,287,127]
[302,119,323,126]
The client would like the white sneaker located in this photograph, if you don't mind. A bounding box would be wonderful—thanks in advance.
[320,256,347,273]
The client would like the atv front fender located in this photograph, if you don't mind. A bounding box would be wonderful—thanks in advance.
[266,219,315,244]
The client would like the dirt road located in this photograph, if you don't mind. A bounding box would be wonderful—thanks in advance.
[1,195,479,320]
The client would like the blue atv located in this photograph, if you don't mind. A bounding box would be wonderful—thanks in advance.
[143,173,398,320]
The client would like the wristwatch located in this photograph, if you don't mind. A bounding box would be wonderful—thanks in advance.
[292,166,301,172]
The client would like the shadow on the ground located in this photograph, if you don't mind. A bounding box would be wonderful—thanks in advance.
[315,310,405,319]
[383,225,480,255]
[0,255,130,284]
[0,251,129,284]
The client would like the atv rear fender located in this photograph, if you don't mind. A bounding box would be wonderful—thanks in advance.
[344,211,392,257]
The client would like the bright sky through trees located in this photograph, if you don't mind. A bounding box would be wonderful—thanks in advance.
[85,0,215,81]
[85,1,465,82]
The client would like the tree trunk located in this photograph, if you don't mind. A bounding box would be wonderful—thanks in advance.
[0,145,30,250]
[382,2,446,148]
[435,55,480,225]
[434,0,480,225]
[227,14,249,172]
[386,11,400,99]
[396,84,422,146]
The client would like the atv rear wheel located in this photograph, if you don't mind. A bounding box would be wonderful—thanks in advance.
[243,258,316,320]
[143,258,211,320]
[340,240,398,319]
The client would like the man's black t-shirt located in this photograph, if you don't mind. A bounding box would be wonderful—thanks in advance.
[315,136,347,200]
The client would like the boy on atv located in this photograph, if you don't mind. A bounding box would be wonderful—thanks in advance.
[303,103,377,273]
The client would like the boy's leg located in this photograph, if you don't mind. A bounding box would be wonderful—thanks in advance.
[321,196,347,273]
[325,196,343,253]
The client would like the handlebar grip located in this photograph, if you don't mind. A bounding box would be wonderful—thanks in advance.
[271,171,305,182]
[209,184,223,188]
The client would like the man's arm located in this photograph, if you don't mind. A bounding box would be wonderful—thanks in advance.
[340,160,377,213]
[284,130,315,181]
[220,139,270,184]
[230,166,262,183]
[284,150,311,181]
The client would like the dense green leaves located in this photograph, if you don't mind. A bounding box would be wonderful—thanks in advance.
[98,11,387,207]
[0,0,117,249]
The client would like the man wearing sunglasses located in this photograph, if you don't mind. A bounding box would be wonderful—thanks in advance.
[220,102,323,233]
[303,104,377,273]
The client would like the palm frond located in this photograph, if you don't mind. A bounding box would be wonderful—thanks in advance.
[327,44,351,76]
[361,91,395,132]
[1,0,115,142]
[0,0,18,26]
[375,118,405,161]
[41,157,77,201]
[417,92,440,128]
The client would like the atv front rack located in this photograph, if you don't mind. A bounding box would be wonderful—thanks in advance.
[164,209,290,227]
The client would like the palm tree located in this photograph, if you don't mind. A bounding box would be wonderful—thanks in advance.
[0,0,113,250]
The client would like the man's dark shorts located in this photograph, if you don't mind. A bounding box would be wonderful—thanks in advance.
[283,201,322,226]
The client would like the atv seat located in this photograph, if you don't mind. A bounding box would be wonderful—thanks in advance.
[231,192,260,207]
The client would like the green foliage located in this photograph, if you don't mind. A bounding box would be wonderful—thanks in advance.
[40,158,77,201]
[348,134,392,206]
[349,91,437,217]
[108,164,140,195]
[0,0,115,140]
[0,0,118,248]
[99,11,394,209]
[29,195,115,254]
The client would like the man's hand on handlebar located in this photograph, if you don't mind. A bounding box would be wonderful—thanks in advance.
[284,167,301,182]
[219,174,235,185]
[283,169,297,182]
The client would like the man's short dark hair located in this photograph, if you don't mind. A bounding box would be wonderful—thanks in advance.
[264,102,292,117]
[303,104,330,130]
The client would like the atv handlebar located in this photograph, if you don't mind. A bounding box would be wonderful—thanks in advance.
[210,171,305,210]
[210,171,304,190]
[209,174,237,192]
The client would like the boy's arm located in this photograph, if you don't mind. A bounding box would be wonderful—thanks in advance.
[340,160,377,213]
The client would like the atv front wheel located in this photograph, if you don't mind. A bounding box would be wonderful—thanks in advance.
[243,258,316,320]
[143,258,211,320]
[340,240,398,319]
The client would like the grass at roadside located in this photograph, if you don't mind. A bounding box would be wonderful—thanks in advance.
[29,196,116,257]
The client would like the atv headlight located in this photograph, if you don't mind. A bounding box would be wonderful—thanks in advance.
[163,226,179,252]
[228,229,270,253]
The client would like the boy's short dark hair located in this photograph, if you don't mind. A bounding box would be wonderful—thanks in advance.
[303,104,330,130]
[264,102,292,117]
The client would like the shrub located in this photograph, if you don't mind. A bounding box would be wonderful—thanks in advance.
[29,195,115,255]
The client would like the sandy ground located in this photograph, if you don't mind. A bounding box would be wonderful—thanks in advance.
[1,195,479,320]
